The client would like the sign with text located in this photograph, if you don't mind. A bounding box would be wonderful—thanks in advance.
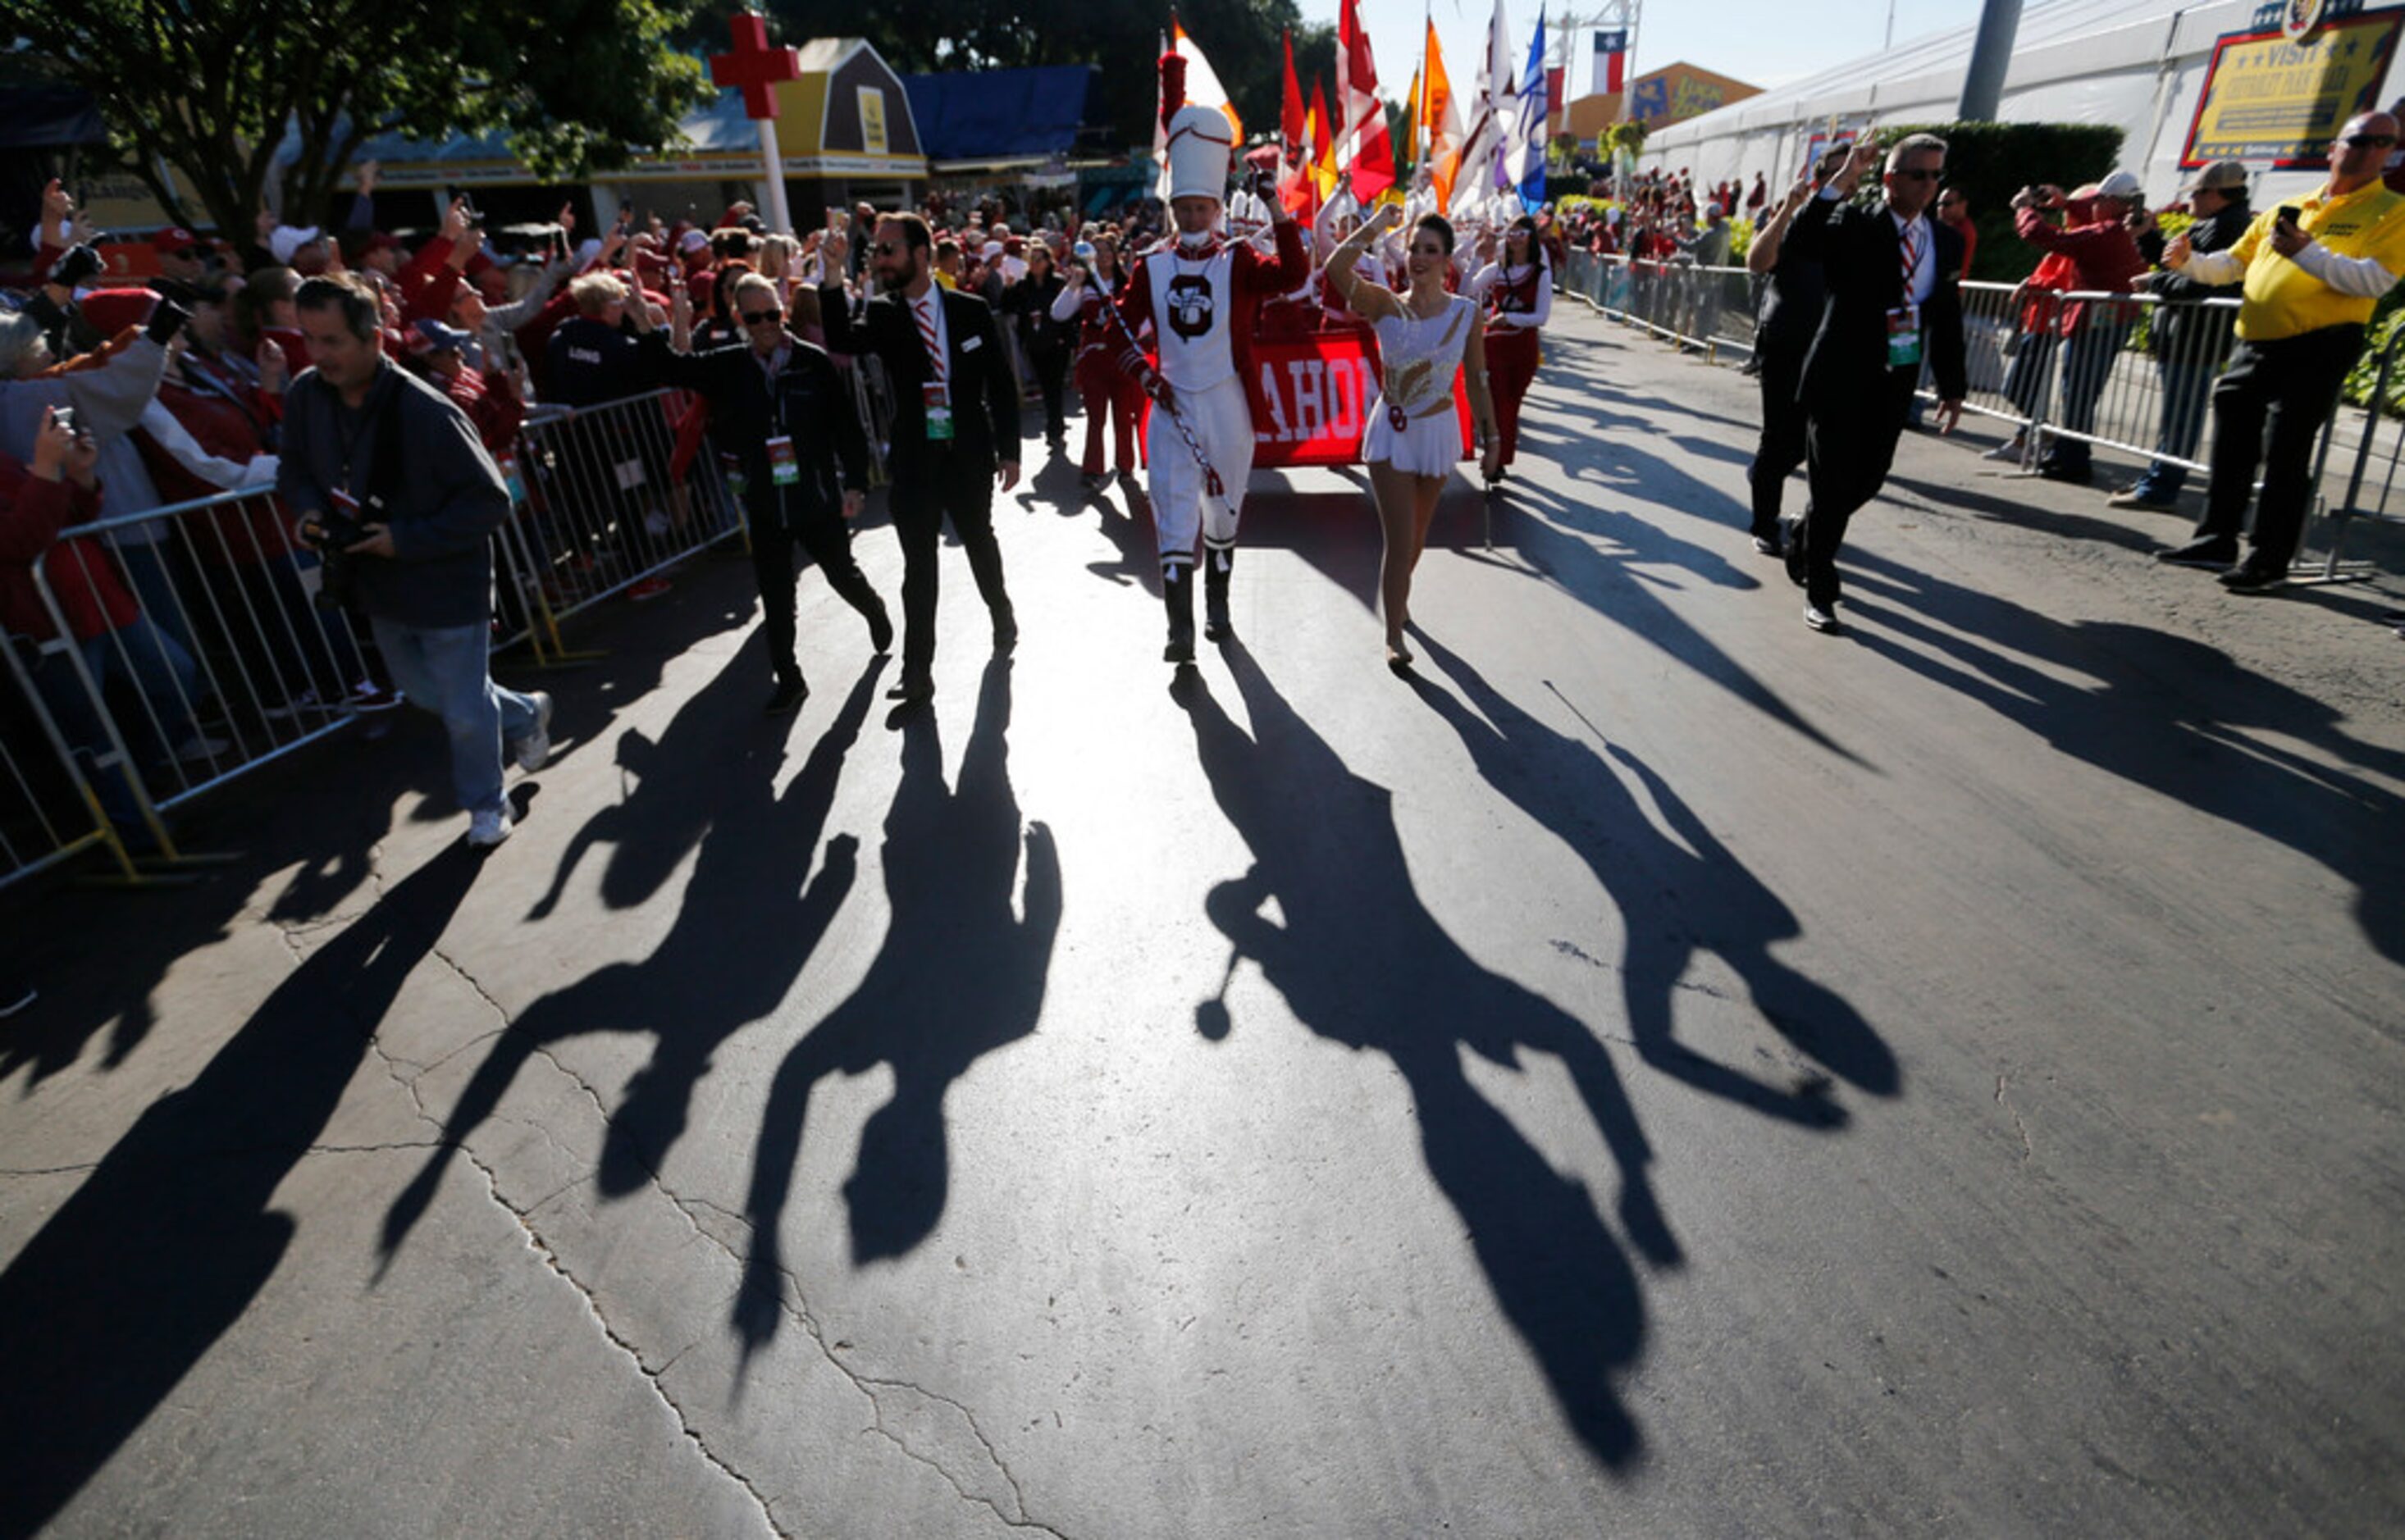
[1234,331,1471,469]
[2184,7,2403,167]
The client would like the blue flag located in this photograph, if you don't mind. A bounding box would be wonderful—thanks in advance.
[1516,7,1549,208]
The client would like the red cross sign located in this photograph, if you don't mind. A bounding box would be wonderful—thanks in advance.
[711,12,801,121]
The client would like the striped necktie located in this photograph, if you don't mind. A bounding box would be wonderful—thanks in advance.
[914,294,946,386]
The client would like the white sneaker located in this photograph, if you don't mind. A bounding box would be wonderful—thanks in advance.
[467,807,514,848]
[514,691,554,772]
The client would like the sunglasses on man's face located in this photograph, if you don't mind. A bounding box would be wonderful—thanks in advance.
[1890,167,1942,182]
[2343,133,2398,148]
[740,308,781,325]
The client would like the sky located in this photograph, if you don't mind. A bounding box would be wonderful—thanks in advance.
[1288,0,1995,111]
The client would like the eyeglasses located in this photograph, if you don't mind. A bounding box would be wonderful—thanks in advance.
[1890,168,1943,182]
[739,308,781,325]
[873,241,906,255]
[2343,133,2398,148]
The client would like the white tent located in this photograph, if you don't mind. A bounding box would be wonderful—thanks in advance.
[1640,0,2405,207]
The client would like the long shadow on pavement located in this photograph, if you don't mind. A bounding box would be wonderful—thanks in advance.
[1841,549,2405,967]
[381,655,887,1259]
[734,658,1059,1360]
[1176,644,1671,1469]
[0,841,486,1536]
[1407,633,1896,1114]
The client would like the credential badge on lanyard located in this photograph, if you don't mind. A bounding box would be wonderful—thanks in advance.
[1887,220,1925,371]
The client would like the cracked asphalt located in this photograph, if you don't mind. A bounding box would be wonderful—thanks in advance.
[3,306,2403,1538]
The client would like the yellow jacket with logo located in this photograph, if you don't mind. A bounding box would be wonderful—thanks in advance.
[2205,180,2405,341]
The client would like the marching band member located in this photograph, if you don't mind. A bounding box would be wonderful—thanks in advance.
[1327,204,1503,668]
[1112,68,1308,663]
[1471,213,1552,488]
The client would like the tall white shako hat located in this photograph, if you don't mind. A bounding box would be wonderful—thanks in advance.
[1166,106,1234,202]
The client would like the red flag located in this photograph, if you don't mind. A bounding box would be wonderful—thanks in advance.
[1335,0,1396,201]
[1281,28,1305,153]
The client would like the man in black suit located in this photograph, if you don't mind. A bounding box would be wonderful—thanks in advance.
[645,271,892,715]
[1782,134,1968,633]
[820,212,1020,703]
[1742,144,1852,558]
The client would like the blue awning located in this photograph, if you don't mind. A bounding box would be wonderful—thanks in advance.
[900,66,1095,163]
[0,88,107,149]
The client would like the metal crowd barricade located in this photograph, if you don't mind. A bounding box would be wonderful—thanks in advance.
[1563,250,1758,360]
[0,634,153,891]
[1975,287,2243,478]
[26,490,372,830]
[2311,322,2405,582]
[504,387,749,640]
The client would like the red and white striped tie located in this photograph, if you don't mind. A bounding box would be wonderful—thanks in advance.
[915,295,945,386]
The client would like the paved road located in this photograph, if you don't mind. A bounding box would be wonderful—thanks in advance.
[3,308,2401,1538]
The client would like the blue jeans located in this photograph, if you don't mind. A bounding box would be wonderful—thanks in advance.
[367,615,540,816]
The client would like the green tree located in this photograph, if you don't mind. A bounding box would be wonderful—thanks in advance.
[0,0,710,239]
[751,0,1330,150]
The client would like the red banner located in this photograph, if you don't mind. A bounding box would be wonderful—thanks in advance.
[1245,330,1472,468]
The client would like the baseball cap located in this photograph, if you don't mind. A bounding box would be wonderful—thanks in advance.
[408,318,472,354]
[2096,170,2144,201]
[2184,159,2249,194]
[151,226,201,255]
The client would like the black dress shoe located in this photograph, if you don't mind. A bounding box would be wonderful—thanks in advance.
[886,676,934,703]
[2154,535,2239,568]
[764,677,809,715]
[2219,556,2289,594]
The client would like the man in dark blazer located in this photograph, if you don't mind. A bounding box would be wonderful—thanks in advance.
[646,271,892,715]
[821,212,1020,704]
[1782,134,1968,632]
[1742,144,1852,557]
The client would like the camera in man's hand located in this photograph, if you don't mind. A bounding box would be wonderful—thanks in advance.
[306,493,376,611]
[47,244,103,288]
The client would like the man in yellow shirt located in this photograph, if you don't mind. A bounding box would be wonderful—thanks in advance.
[2157,111,2405,590]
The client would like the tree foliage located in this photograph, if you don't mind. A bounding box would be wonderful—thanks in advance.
[0,0,711,239]
[742,0,1336,151]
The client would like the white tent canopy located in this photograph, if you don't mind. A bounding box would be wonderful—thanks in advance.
[1640,0,2405,208]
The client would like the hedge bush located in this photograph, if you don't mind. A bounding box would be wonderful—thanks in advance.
[1861,121,2127,284]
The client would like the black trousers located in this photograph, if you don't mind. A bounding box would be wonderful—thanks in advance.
[751,494,883,686]
[892,456,1011,682]
[1747,341,1808,535]
[1029,346,1070,441]
[1800,364,1919,608]
[2195,325,2362,567]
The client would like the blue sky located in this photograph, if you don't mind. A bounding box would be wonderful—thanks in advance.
[1290,0,1993,105]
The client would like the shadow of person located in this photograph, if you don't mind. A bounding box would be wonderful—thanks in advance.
[735,658,1059,1358]
[1408,632,1899,1113]
[1176,645,1666,1469]
[1838,551,2405,966]
[378,658,887,1261]
[0,841,485,1534]
[527,649,769,921]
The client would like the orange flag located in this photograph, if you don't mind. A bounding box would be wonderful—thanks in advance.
[1310,76,1338,201]
[1424,19,1464,207]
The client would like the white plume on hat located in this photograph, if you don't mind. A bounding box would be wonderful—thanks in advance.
[1164,104,1234,203]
